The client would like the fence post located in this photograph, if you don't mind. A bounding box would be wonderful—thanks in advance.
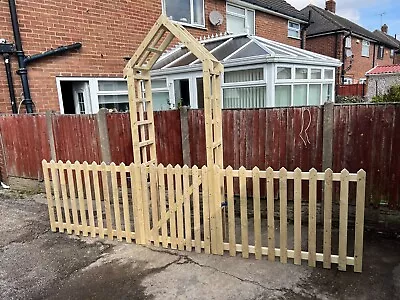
[180,106,191,167]
[321,102,334,223]
[96,108,112,164]
[46,111,57,162]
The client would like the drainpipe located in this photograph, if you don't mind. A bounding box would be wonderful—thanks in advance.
[341,31,352,85]
[2,53,17,113]
[372,44,377,68]
[301,10,313,49]
[8,0,33,113]
[24,43,82,64]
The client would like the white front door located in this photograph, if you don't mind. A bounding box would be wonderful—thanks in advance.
[72,82,92,114]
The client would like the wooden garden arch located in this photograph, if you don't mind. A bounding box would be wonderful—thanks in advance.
[123,15,224,169]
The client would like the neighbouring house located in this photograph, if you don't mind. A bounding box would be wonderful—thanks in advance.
[150,34,341,110]
[301,1,400,85]
[373,24,400,65]
[0,0,308,114]
[365,65,400,100]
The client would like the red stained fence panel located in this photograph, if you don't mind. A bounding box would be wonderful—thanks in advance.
[336,84,367,97]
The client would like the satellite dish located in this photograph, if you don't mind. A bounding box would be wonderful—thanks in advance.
[345,49,353,58]
[209,11,223,26]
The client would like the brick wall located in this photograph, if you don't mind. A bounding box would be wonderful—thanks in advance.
[255,11,301,47]
[306,34,396,84]
[0,0,301,113]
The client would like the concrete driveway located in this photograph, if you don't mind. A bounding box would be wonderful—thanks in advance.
[1,190,400,300]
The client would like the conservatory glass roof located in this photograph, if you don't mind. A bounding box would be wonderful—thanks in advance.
[151,33,341,75]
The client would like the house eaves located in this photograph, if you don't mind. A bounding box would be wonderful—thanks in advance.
[234,0,308,23]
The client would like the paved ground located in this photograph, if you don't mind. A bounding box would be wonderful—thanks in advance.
[1,190,400,300]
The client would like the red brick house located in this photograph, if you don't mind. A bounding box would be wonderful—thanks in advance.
[0,0,307,114]
[301,0,400,85]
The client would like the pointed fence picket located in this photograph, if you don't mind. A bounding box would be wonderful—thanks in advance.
[42,160,366,272]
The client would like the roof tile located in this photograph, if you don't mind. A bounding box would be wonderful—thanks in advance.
[366,65,400,75]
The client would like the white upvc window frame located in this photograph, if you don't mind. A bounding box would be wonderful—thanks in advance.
[221,64,267,109]
[226,2,255,35]
[274,65,335,106]
[361,40,370,57]
[288,21,301,39]
[377,45,385,60]
[162,0,205,29]
[345,36,352,48]
[56,77,129,114]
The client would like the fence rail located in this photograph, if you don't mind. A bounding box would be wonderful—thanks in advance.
[42,160,367,272]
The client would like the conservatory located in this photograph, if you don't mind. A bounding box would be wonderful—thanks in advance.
[149,33,341,110]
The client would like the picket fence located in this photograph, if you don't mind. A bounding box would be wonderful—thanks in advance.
[42,160,366,272]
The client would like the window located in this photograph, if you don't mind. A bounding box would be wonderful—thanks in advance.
[343,77,353,85]
[391,49,395,58]
[377,46,384,60]
[359,78,366,84]
[275,66,335,106]
[362,40,370,57]
[152,79,171,111]
[98,80,129,112]
[163,0,204,27]
[345,37,352,48]
[223,68,266,108]
[288,21,300,39]
[226,3,255,35]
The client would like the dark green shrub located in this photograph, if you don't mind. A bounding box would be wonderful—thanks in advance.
[372,84,400,103]
[335,95,366,103]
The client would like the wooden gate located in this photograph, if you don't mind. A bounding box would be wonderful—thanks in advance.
[42,160,366,272]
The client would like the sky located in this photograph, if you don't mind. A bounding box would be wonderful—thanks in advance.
[286,0,400,37]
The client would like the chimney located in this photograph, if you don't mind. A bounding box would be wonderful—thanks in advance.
[325,0,336,13]
[381,24,388,34]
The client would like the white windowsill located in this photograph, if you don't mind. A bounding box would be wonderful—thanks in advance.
[170,20,207,31]
[287,35,301,40]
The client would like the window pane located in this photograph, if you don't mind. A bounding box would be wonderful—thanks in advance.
[152,92,170,111]
[223,86,266,109]
[309,84,321,105]
[311,69,322,79]
[246,10,255,35]
[277,67,291,80]
[289,22,300,29]
[152,79,167,89]
[193,0,204,25]
[98,81,127,92]
[324,69,334,79]
[293,85,307,106]
[227,14,246,34]
[295,68,308,79]
[288,28,299,38]
[98,95,129,112]
[224,68,264,83]
[275,85,291,107]
[165,0,190,23]
[227,4,245,15]
[322,84,333,102]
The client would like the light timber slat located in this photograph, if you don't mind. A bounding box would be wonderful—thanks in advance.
[253,167,262,260]
[226,166,236,257]
[133,75,150,81]
[183,165,192,251]
[279,168,288,263]
[120,163,132,243]
[157,164,168,248]
[141,164,151,245]
[354,170,366,273]
[323,169,333,269]
[213,165,224,255]
[83,162,96,238]
[143,72,157,165]
[75,162,88,237]
[133,163,145,244]
[92,162,104,239]
[294,168,302,265]
[111,163,123,241]
[175,165,185,251]
[139,140,155,148]
[202,166,211,254]
[137,120,153,126]
[239,167,249,258]
[338,169,350,271]
[148,47,163,54]
[208,166,217,254]
[66,161,80,235]
[308,168,317,267]
[51,161,64,232]
[149,164,160,247]
[192,166,202,253]
[167,165,177,249]
[101,162,113,241]
[42,161,56,232]
[266,167,275,261]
